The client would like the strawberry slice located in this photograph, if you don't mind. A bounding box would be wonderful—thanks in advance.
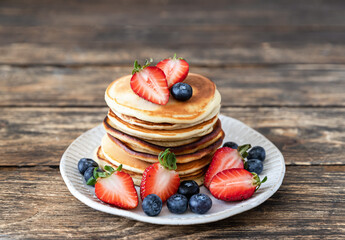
[130,59,169,105]
[156,54,189,88]
[204,144,251,189]
[90,165,138,209]
[209,168,267,201]
[140,149,180,202]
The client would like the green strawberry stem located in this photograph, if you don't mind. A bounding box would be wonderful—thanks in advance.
[86,164,123,186]
[132,59,153,75]
[252,173,267,192]
[158,149,177,171]
[237,144,251,158]
[172,53,184,60]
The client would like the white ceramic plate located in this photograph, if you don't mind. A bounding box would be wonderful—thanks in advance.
[60,114,285,225]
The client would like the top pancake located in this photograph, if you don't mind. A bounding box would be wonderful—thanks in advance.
[105,73,221,124]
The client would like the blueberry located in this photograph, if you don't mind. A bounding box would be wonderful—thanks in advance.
[245,159,264,175]
[189,193,212,214]
[178,180,200,199]
[167,194,188,214]
[78,158,98,174]
[222,141,238,149]
[83,167,103,186]
[247,146,266,161]
[171,82,193,101]
[142,194,162,217]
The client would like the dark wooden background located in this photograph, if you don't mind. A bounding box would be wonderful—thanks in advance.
[1,0,344,239]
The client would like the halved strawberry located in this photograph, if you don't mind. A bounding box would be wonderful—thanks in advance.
[209,168,267,201]
[91,165,138,209]
[130,59,169,105]
[204,144,251,189]
[156,54,189,88]
[140,149,180,202]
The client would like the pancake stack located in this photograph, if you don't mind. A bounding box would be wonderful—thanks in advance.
[94,73,223,186]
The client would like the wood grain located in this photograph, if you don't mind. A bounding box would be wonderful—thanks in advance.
[0,165,344,239]
[2,43,345,66]
[0,107,344,166]
[2,0,344,27]
[1,65,344,107]
[0,0,345,65]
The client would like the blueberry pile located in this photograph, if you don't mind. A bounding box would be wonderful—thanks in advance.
[223,142,266,174]
[143,180,212,217]
[78,158,103,186]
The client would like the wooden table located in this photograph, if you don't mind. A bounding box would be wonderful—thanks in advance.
[1,0,344,239]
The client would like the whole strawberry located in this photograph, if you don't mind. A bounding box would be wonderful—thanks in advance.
[157,54,189,88]
[87,165,139,210]
[140,149,180,202]
[130,59,169,105]
[204,144,251,189]
[209,168,267,201]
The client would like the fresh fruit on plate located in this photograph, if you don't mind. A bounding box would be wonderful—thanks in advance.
[140,149,180,202]
[142,194,163,217]
[167,194,188,214]
[130,59,169,105]
[178,180,200,199]
[88,165,138,210]
[78,158,98,174]
[189,193,212,214]
[209,168,267,201]
[247,146,266,161]
[222,141,238,149]
[170,82,193,101]
[204,144,251,189]
[245,159,264,175]
[156,54,189,88]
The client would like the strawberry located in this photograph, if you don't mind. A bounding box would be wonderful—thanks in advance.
[140,149,180,202]
[156,54,189,88]
[209,168,267,201]
[130,59,169,105]
[204,144,251,189]
[88,165,138,209]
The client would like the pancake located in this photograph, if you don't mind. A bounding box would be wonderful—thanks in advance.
[144,138,201,147]
[94,146,206,186]
[105,73,221,124]
[101,134,215,173]
[103,116,224,155]
[102,132,222,164]
[107,109,218,141]
[112,104,220,130]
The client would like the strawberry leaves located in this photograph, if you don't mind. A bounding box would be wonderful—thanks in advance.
[237,144,251,159]
[86,164,123,186]
[158,149,177,170]
[252,173,268,192]
[132,58,153,75]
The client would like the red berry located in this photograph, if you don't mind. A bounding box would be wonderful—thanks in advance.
[140,162,180,203]
[157,54,189,88]
[95,171,138,209]
[209,168,266,201]
[204,146,247,189]
[130,60,169,105]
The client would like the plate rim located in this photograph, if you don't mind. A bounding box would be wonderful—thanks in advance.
[60,114,285,225]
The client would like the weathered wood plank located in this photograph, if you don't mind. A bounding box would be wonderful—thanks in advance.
[1,0,345,27]
[2,25,345,46]
[0,0,344,65]
[1,65,344,107]
[0,165,344,239]
[0,107,344,166]
[1,43,345,66]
